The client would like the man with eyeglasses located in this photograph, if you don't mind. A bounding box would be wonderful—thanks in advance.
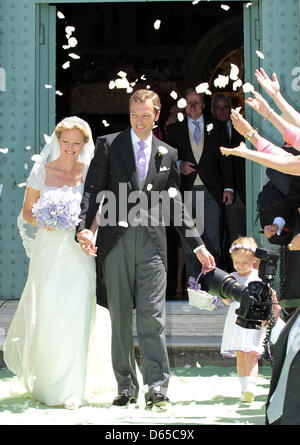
[166,88,235,278]
[211,93,246,269]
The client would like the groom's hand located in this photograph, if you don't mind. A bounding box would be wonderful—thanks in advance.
[77,229,98,257]
[196,246,215,273]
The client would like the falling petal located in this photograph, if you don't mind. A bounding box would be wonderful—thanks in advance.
[221,4,230,11]
[126,86,133,93]
[17,183,26,188]
[56,90,63,96]
[229,64,239,81]
[69,53,80,59]
[243,82,255,93]
[68,37,78,48]
[25,146,31,150]
[57,11,65,19]
[192,0,200,4]
[31,154,42,162]
[102,120,110,127]
[62,61,70,70]
[0,148,8,154]
[232,79,242,91]
[24,162,29,170]
[118,221,128,228]
[140,74,146,80]
[170,90,178,100]
[177,98,187,108]
[115,77,129,89]
[146,85,151,89]
[177,112,184,122]
[256,50,265,59]
[62,45,70,50]
[206,123,214,133]
[45,84,52,89]
[117,71,127,78]
[168,187,178,198]
[65,26,75,38]
[195,82,209,94]
[108,80,115,90]
[214,75,229,89]
[154,19,161,30]
[235,106,242,113]
[246,2,252,8]
[147,184,153,191]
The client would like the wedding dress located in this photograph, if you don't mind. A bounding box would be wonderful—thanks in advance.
[4,164,116,407]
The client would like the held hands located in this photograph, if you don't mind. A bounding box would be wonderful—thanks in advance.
[196,247,215,273]
[77,229,98,257]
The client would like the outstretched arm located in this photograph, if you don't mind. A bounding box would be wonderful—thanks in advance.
[255,68,300,127]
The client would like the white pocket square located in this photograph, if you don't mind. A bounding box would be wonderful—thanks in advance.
[160,166,169,172]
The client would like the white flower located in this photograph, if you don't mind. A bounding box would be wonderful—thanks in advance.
[118,221,128,228]
[229,64,239,81]
[177,112,184,122]
[256,50,265,60]
[170,90,178,100]
[177,98,187,109]
[214,75,229,89]
[154,19,161,30]
[168,187,178,198]
[243,82,255,93]
[147,184,153,192]
[206,123,214,134]
[158,146,168,156]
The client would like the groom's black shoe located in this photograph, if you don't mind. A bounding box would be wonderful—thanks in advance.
[146,393,170,408]
[112,394,137,407]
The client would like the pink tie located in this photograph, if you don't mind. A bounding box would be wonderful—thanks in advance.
[137,140,146,180]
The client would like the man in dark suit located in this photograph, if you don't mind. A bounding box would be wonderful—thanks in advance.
[76,89,215,408]
[211,94,246,238]
[211,94,246,269]
[266,306,300,425]
[166,89,235,276]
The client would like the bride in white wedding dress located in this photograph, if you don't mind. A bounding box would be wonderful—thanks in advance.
[4,117,116,409]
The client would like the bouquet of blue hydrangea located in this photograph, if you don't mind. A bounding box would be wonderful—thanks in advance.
[32,188,81,229]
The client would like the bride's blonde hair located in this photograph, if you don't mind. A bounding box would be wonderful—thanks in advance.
[55,121,90,143]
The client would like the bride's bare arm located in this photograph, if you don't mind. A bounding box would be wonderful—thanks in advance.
[22,187,40,226]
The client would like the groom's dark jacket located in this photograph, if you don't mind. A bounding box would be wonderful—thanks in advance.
[77,128,204,305]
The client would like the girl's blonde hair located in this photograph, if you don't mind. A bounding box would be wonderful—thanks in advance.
[230,236,259,268]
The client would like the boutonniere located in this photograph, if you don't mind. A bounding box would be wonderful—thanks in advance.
[146,184,153,192]
[157,146,168,156]
[206,123,214,135]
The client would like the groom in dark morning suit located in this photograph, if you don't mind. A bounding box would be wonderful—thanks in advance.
[76,90,215,408]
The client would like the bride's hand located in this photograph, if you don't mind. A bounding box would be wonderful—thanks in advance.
[220,141,249,158]
[245,91,272,117]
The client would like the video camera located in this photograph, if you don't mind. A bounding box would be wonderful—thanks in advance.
[199,247,279,330]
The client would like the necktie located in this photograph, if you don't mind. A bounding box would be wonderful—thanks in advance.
[192,121,201,145]
[137,140,146,180]
[227,121,232,143]
[267,339,298,424]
